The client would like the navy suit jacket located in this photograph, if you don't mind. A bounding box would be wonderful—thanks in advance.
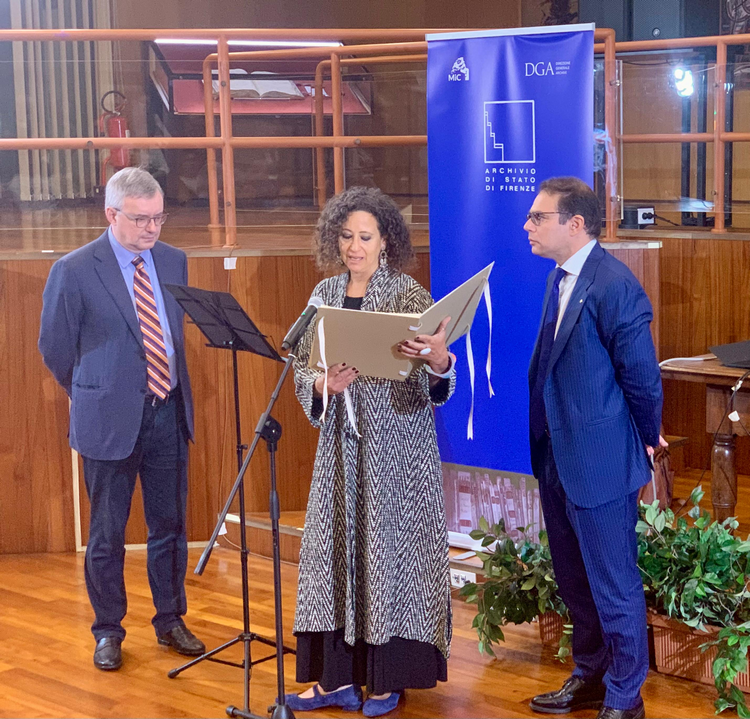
[39,232,195,461]
[528,242,662,508]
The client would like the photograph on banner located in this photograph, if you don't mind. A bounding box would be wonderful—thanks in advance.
[427,25,594,545]
[442,462,543,545]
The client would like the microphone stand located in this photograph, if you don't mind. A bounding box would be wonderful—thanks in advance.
[163,285,297,719]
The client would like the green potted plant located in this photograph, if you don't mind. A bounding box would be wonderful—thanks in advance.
[461,488,750,717]
[637,487,750,717]
[459,517,571,660]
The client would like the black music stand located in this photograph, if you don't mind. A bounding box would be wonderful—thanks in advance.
[164,284,295,719]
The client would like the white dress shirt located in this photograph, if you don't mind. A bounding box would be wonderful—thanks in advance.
[555,239,597,339]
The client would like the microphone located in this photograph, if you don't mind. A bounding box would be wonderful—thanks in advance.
[281,296,324,351]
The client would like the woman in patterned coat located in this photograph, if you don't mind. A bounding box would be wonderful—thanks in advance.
[286,187,455,718]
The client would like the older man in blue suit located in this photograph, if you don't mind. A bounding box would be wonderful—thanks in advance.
[39,167,204,671]
[525,177,663,719]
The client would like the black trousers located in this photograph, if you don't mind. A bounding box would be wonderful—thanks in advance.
[82,391,189,641]
[295,629,447,695]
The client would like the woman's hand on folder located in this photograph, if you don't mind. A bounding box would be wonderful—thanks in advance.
[313,363,360,397]
[398,317,452,374]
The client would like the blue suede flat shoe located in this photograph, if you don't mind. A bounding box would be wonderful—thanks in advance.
[363,691,401,717]
[284,684,363,712]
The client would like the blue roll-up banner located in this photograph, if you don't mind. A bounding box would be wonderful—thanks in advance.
[426,25,594,544]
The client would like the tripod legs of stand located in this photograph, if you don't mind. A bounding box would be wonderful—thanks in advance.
[169,352,295,719]
[227,418,295,719]
[168,632,280,679]
[227,704,295,719]
[258,416,295,719]
[174,356,297,717]
[168,635,242,678]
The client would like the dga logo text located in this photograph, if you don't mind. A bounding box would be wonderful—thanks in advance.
[449,57,469,81]
[525,61,554,76]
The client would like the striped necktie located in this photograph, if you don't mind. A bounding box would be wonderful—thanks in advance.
[132,256,171,399]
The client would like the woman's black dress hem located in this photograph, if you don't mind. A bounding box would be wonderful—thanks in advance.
[294,629,448,695]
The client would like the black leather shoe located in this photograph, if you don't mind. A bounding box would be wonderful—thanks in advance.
[530,676,606,714]
[596,700,645,719]
[93,636,122,671]
[157,625,206,656]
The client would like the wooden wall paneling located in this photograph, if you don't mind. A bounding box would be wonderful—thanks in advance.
[4,244,670,556]
[183,256,242,541]
[608,246,660,352]
[77,255,324,547]
[411,250,431,290]
[659,237,750,472]
[114,0,522,30]
[0,260,75,554]
[224,255,324,516]
[642,245,661,353]
[463,0,522,27]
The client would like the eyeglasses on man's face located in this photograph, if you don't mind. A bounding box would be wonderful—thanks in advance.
[114,208,169,229]
[525,211,573,227]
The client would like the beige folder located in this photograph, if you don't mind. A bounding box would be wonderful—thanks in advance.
[309,263,493,381]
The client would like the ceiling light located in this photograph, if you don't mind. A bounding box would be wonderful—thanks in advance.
[155,38,342,48]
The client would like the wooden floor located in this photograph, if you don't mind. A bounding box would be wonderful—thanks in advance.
[0,541,729,719]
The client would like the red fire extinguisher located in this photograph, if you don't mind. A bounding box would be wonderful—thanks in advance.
[98,90,131,187]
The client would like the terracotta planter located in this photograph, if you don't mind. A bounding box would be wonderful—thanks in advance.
[538,611,565,645]
[649,611,750,692]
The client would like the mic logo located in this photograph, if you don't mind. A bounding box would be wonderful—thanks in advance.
[449,57,470,82]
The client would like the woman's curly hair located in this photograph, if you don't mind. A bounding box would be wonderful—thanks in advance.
[313,186,415,272]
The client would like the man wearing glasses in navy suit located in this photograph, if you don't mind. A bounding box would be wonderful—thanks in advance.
[39,167,204,671]
[525,177,664,719]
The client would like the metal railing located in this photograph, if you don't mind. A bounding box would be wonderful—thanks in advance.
[613,34,750,233]
[0,27,627,246]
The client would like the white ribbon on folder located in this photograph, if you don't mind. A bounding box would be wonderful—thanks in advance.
[466,328,476,440]
[343,388,361,438]
[316,314,360,437]
[464,278,494,440]
[483,279,494,398]
[317,316,330,423]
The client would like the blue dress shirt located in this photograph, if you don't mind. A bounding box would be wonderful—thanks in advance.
[108,228,177,389]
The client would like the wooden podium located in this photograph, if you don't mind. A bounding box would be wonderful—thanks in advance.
[661,355,750,521]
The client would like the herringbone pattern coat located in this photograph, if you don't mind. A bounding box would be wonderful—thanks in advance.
[292,266,454,658]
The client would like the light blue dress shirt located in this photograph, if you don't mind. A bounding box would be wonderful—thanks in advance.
[108,228,177,389]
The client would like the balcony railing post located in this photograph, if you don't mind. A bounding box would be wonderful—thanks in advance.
[603,28,617,240]
[331,52,344,195]
[713,39,727,233]
[217,36,237,247]
[314,61,328,209]
[202,56,221,244]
